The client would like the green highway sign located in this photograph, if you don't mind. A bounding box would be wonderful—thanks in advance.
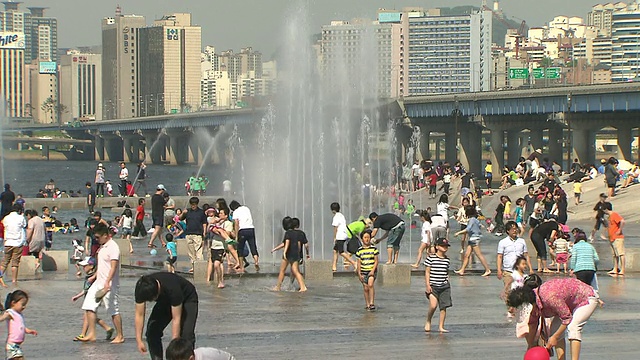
[532,67,561,79]
[509,68,529,79]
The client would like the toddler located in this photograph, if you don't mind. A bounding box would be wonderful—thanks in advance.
[553,236,570,273]
[166,234,177,273]
[0,291,37,359]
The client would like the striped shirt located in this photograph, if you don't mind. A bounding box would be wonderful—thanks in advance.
[570,241,599,272]
[356,246,379,272]
[424,254,450,286]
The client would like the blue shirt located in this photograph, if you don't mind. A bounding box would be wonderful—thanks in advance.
[570,241,599,272]
[167,242,177,257]
[466,217,482,238]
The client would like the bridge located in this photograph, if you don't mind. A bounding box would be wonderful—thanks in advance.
[3,108,264,164]
[402,82,640,175]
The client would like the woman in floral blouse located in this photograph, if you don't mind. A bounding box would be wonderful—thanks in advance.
[507,275,599,360]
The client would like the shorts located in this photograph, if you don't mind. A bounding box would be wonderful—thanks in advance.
[574,193,581,198]
[81,283,120,317]
[386,223,405,249]
[1,246,22,269]
[333,240,346,253]
[210,249,225,263]
[607,182,616,189]
[152,216,164,227]
[461,187,471,197]
[28,251,41,259]
[529,217,540,228]
[555,253,569,264]
[594,217,607,231]
[468,236,481,247]
[610,238,625,257]
[6,343,23,359]
[286,254,301,264]
[432,226,447,241]
[121,227,132,236]
[361,270,376,285]
[426,283,452,310]
[45,232,53,249]
[166,256,177,265]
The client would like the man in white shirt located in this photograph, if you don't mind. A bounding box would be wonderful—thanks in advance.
[118,162,129,197]
[1,204,26,284]
[411,161,420,191]
[496,221,533,289]
[230,200,259,271]
[80,223,124,344]
[331,202,356,271]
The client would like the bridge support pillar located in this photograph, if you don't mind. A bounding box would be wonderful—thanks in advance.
[489,128,505,174]
[123,136,135,163]
[41,144,49,160]
[616,126,633,161]
[547,127,564,164]
[189,141,200,164]
[529,129,544,153]
[507,130,521,167]
[144,133,164,164]
[445,131,457,163]
[419,131,430,160]
[572,128,596,166]
[459,125,482,176]
[168,132,190,165]
[94,136,106,161]
[104,136,124,162]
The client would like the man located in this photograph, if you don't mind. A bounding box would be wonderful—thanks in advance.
[411,160,420,191]
[589,193,610,242]
[166,338,235,360]
[80,223,124,343]
[230,200,259,271]
[369,212,405,264]
[86,181,97,214]
[135,272,199,360]
[148,185,167,248]
[459,172,475,198]
[496,221,533,289]
[25,209,45,271]
[0,183,15,219]
[180,197,207,273]
[330,202,356,271]
[41,206,55,250]
[1,204,26,284]
[136,161,148,196]
[163,192,176,227]
[604,203,625,276]
[118,162,129,197]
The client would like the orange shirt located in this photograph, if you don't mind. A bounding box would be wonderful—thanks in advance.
[608,211,624,241]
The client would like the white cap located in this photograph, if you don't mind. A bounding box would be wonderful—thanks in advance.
[157,184,166,190]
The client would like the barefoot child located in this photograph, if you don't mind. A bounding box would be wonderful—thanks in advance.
[553,235,570,273]
[356,229,379,310]
[424,238,452,333]
[165,234,177,273]
[71,257,114,341]
[119,208,133,254]
[271,218,307,292]
[0,291,38,359]
[412,210,432,268]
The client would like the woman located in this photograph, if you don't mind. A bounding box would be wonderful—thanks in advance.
[94,164,105,198]
[508,275,599,360]
[453,206,491,277]
[530,218,558,273]
[604,157,618,197]
[570,231,599,286]
[455,198,470,254]
[551,193,568,225]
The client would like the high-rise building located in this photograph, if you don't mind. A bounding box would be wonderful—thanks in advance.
[27,60,57,123]
[138,13,201,115]
[101,5,145,119]
[588,2,628,37]
[320,18,397,98]
[0,2,57,64]
[216,47,262,83]
[59,50,102,122]
[611,1,640,81]
[407,10,492,95]
[0,31,26,117]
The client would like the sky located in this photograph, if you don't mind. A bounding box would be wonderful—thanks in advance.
[24,0,595,58]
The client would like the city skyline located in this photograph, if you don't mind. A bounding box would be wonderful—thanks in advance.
[28,0,594,56]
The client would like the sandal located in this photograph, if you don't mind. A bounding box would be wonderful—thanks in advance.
[73,335,85,341]
[105,328,115,341]
[368,304,376,311]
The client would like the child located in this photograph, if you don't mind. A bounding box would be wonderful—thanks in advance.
[355,229,379,310]
[501,256,528,313]
[424,238,452,333]
[165,234,177,273]
[442,168,452,195]
[271,217,308,292]
[119,208,133,254]
[553,235,570,273]
[573,178,582,205]
[133,198,147,239]
[514,198,525,236]
[428,171,438,198]
[0,291,37,359]
[484,160,493,190]
[71,238,85,277]
[105,180,113,197]
[405,200,415,218]
[71,257,114,341]
[412,211,433,268]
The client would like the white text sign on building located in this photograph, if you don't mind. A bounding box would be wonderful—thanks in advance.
[0,32,25,49]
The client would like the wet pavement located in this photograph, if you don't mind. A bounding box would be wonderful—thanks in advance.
[11,268,640,360]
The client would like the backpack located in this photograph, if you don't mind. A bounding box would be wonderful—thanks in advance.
[346,227,361,255]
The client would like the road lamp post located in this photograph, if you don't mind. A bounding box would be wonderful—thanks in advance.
[566,93,572,169]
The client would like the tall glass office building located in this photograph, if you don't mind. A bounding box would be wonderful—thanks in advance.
[611,1,640,82]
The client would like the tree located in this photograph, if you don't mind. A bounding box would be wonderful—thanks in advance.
[540,57,554,68]
[41,97,56,123]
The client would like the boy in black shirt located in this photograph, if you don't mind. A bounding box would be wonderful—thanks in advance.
[135,272,199,360]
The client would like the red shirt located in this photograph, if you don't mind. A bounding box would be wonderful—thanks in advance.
[136,205,145,221]
[429,173,438,186]
[0,222,4,239]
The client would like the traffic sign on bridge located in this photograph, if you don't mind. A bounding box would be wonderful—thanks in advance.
[509,68,529,79]
[533,67,561,79]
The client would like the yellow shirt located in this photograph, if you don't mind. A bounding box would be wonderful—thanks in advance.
[573,182,582,194]
[485,164,492,174]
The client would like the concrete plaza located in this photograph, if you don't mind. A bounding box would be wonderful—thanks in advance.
[11,268,640,360]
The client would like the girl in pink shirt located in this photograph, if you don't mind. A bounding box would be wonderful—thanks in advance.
[507,276,599,360]
[0,290,38,359]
